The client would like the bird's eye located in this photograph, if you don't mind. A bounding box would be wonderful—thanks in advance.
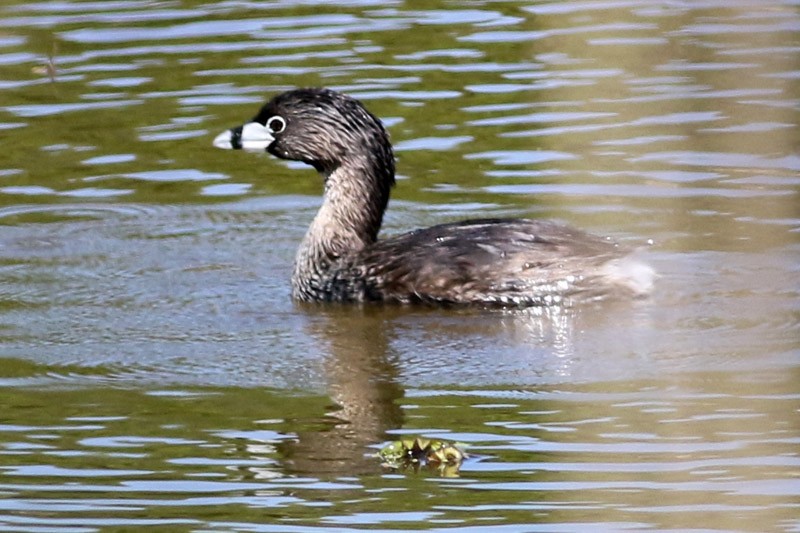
[267,116,286,134]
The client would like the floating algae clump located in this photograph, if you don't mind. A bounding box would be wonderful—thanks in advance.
[378,437,467,476]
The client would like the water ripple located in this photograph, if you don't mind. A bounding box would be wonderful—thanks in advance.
[4,99,143,118]
[0,202,162,220]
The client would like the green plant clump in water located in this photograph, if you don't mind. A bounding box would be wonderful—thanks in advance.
[378,437,467,477]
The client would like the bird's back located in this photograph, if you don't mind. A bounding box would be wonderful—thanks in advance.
[329,218,653,306]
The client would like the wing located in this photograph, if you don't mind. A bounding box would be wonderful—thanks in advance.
[339,218,632,305]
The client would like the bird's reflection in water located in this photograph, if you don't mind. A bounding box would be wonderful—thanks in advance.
[277,304,405,475]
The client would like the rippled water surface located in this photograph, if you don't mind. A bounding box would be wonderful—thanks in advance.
[0,0,798,531]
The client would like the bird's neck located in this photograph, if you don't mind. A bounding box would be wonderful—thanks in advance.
[293,153,394,291]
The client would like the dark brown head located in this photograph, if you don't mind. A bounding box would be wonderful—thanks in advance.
[214,88,395,180]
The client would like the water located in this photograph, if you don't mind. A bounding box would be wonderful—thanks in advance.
[0,0,798,531]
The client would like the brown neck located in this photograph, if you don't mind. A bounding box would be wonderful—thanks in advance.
[292,152,394,292]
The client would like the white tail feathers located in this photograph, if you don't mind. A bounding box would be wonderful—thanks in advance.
[600,253,656,297]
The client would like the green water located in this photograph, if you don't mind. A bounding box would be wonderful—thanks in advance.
[0,0,798,531]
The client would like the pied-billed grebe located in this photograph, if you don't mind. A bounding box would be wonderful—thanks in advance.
[213,88,653,306]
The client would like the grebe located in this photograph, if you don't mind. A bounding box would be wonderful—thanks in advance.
[213,88,653,306]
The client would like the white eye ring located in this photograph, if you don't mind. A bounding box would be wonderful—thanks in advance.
[267,115,286,133]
